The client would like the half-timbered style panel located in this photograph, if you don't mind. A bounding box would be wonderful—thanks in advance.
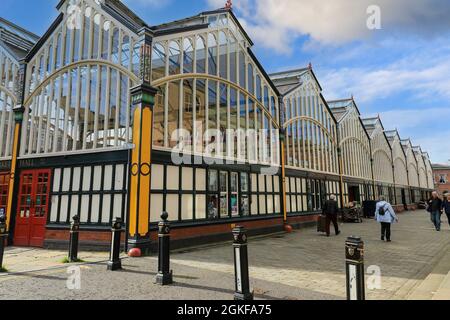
[329,98,372,205]
[362,117,394,201]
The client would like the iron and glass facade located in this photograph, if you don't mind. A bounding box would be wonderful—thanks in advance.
[0,0,434,248]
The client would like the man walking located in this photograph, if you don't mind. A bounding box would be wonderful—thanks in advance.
[427,191,443,231]
[323,194,341,237]
[375,196,398,242]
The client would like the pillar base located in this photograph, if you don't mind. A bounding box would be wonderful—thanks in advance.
[234,292,254,301]
[127,237,152,256]
[156,271,173,286]
[107,260,122,271]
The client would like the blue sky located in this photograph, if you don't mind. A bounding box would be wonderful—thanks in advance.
[2,0,450,163]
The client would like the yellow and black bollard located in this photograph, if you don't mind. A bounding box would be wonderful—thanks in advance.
[68,215,80,263]
[156,212,173,286]
[345,236,365,300]
[0,211,8,271]
[107,218,124,271]
[233,226,253,301]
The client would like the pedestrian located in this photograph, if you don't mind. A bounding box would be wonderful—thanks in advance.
[442,193,450,228]
[322,194,341,237]
[375,196,399,242]
[427,191,443,231]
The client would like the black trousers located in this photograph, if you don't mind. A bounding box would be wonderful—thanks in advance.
[381,222,391,240]
[326,214,339,236]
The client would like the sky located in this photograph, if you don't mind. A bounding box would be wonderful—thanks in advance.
[2,0,450,164]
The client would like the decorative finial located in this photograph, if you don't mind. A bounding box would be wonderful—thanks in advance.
[308,62,312,70]
[225,0,232,9]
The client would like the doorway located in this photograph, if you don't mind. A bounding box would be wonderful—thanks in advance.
[0,172,10,218]
[348,185,361,204]
[14,169,52,247]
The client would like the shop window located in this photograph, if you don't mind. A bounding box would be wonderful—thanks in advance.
[240,173,250,216]
[207,170,219,219]
[219,172,228,218]
[231,172,239,217]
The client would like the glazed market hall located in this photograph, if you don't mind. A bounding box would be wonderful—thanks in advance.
[0,0,434,250]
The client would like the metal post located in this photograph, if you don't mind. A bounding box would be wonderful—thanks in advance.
[0,211,8,271]
[345,236,365,300]
[68,215,80,263]
[156,212,173,286]
[107,218,124,271]
[233,226,253,301]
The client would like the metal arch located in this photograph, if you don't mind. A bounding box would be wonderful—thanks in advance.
[283,116,337,145]
[0,86,18,106]
[151,73,280,129]
[339,136,371,154]
[24,59,139,106]
[372,148,392,161]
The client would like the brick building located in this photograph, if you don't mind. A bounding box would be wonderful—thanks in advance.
[432,164,450,195]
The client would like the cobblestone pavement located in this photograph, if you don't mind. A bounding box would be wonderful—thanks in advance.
[0,210,449,300]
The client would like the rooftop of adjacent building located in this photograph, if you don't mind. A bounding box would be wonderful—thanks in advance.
[432,163,450,170]
[0,16,39,58]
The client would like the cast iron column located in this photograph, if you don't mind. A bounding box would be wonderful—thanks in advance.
[127,26,158,255]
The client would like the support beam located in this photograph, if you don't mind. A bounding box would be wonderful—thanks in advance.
[127,27,157,255]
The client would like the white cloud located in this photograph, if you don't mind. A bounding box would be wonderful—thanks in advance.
[318,44,450,104]
[207,0,450,54]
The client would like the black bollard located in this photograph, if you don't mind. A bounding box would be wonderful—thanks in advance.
[345,236,365,300]
[156,212,173,285]
[232,226,253,301]
[0,211,8,271]
[107,218,124,271]
[68,215,80,263]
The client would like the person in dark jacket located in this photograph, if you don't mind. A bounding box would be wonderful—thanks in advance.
[323,194,341,237]
[443,194,450,228]
[427,192,443,231]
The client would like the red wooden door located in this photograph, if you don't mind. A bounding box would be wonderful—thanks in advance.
[14,170,52,247]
